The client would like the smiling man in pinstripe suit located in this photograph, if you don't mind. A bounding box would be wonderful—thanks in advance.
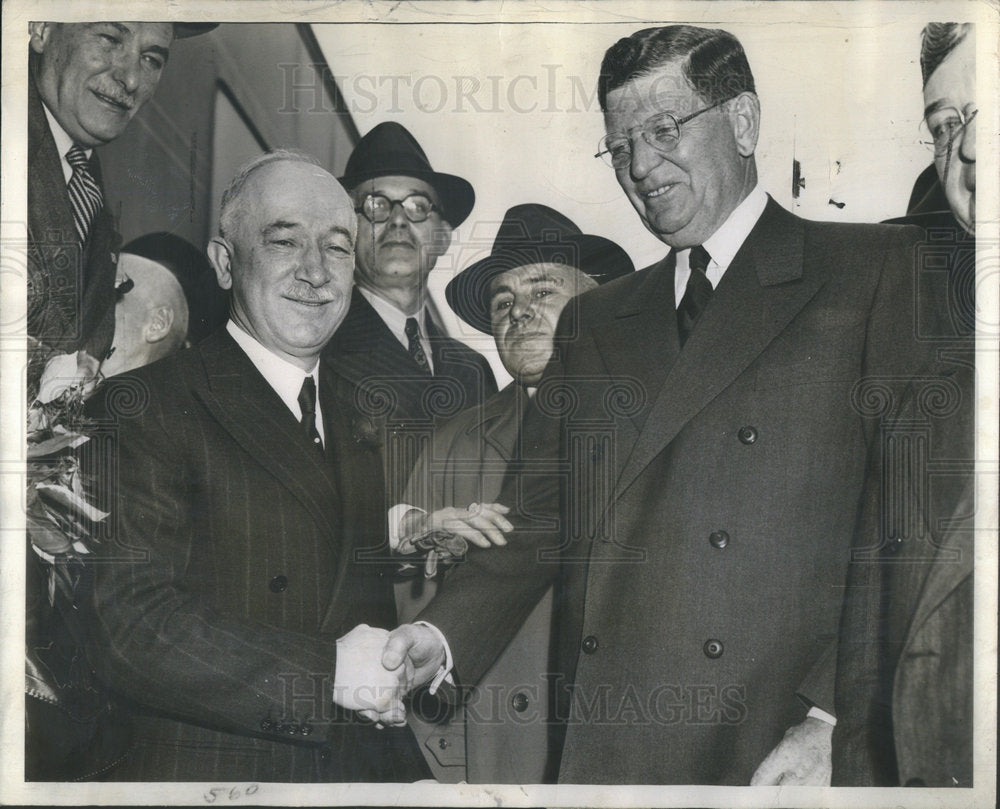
[83,151,430,782]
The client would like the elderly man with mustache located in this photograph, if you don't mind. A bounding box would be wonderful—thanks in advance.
[81,151,432,782]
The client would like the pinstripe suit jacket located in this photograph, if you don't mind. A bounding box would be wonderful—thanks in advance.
[85,330,429,782]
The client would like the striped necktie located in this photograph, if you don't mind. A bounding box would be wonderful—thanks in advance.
[65,145,104,245]
[405,316,431,375]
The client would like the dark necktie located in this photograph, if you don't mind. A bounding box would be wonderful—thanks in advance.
[297,376,323,450]
[65,145,104,245]
[677,245,713,347]
[405,316,431,375]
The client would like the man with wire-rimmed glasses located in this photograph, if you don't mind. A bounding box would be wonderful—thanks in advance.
[382,24,945,786]
[323,122,496,508]
[886,22,977,336]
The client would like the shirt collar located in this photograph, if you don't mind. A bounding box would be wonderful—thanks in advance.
[701,184,769,271]
[226,320,320,423]
[41,102,92,181]
[357,286,428,345]
[672,185,768,303]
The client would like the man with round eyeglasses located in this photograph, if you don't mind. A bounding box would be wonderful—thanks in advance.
[383,24,945,786]
[323,122,496,505]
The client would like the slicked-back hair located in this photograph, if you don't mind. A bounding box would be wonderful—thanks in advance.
[920,22,972,87]
[598,25,756,112]
[218,149,323,240]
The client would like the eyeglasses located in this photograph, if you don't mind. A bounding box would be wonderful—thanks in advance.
[920,105,977,157]
[595,97,736,169]
[356,193,439,224]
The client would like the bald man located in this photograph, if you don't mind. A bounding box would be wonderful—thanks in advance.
[99,253,189,378]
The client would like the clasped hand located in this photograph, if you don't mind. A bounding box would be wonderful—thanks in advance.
[333,623,447,727]
[397,502,512,577]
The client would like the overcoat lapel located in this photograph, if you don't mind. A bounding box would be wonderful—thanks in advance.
[607,200,825,505]
[193,332,342,541]
[481,385,524,463]
[590,254,678,458]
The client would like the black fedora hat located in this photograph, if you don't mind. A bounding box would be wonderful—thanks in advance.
[339,122,475,227]
[446,204,634,334]
[173,23,218,38]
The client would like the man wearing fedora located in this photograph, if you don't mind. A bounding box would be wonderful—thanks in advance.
[323,122,497,507]
[391,204,634,783]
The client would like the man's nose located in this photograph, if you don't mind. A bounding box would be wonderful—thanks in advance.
[110,50,141,94]
[509,298,534,323]
[295,241,329,285]
[386,200,411,228]
[959,116,976,165]
[629,135,663,182]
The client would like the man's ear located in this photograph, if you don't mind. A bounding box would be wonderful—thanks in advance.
[207,238,234,290]
[730,92,761,158]
[143,306,175,343]
[28,23,55,55]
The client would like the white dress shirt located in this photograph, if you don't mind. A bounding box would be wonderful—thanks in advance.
[357,286,435,373]
[42,103,91,184]
[672,184,768,307]
[226,320,325,446]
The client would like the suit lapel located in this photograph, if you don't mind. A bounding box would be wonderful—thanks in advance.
[481,385,523,462]
[28,76,81,335]
[324,288,416,382]
[610,200,825,503]
[193,332,341,541]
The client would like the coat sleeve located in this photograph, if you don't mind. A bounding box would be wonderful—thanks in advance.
[416,330,573,688]
[84,381,340,741]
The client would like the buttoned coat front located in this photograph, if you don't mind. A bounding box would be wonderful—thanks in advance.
[419,199,941,784]
[85,330,428,782]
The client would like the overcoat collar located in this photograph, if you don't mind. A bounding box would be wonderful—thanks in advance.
[593,198,826,505]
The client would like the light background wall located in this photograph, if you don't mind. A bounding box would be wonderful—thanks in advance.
[313,16,938,385]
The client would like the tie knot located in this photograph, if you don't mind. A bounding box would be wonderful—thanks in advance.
[298,375,317,416]
[66,145,90,171]
[404,317,421,339]
[688,245,711,275]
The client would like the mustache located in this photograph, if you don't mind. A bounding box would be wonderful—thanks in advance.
[283,286,340,304]
[92,85,136,110]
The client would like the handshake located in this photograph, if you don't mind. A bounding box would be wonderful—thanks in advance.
[332,623,448,726]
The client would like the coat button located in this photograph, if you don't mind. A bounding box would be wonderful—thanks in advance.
[581,635,599,654]
[269,575,288,593]
[737,426,758,444]
[260,719,273,732]
[300,723,313,736]
[703,639,724,659]
[709,530,729,549]
[319,745,332,763]
[511,692,530,713]
[438,737,450,750]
